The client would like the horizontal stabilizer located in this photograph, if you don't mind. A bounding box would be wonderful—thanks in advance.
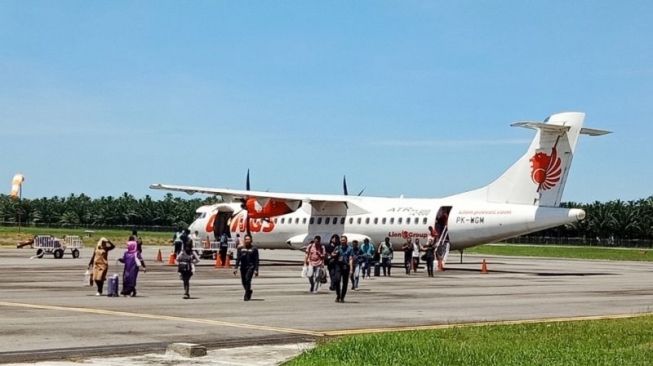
[511,122,570,134]
[580,127,612,136]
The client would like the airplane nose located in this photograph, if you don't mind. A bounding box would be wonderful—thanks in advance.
[569,209,586,221]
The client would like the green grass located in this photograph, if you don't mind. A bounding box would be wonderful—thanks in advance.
[0,226,173,247]
[467,244,653,262]
[286,315,653,366]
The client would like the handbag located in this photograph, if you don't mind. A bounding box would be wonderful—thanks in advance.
[135,256,142,268]
[319,268,328,283]
[301,265,308,278]
[84,270,92,286]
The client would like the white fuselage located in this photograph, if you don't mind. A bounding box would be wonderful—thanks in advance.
[189,197,585,251]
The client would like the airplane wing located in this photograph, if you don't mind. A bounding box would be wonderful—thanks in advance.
[149,184,370,214]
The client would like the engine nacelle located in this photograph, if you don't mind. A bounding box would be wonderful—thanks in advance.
[245,198,295,219]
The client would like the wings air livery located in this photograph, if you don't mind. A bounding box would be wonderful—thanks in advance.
[151,112,609,256]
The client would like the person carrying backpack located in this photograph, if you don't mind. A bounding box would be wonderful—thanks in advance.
[176,242,200,299]
[304,235,326,293]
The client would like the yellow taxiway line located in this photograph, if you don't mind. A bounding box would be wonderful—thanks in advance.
[0,301,322,337]
[1,301,650,339]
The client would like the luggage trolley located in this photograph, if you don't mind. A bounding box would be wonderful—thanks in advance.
[34,235,82,259]
[192,238,237,259]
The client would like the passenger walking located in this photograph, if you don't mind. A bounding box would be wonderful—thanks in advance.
[331,235,353,303]
[118,237,146,297]
[87,238,115,296]
[176,242,200,299]
[132,229,143,254]
[172,227,184,256]
[304,235,326,293]
[233,234,259,301]
[402,239,413,275]
[350,240,364,290]
[360,238,375,278]
[422,238,436,277]
[412,238,421,273]
[325,234,339,290]
[379,237,393,276]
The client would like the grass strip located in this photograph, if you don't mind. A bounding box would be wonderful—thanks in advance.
[467,244,653,262]
[286,315,653,366]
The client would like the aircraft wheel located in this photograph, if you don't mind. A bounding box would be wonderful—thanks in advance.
[36,249,45,258]
[53,249,64,259]
[72,249,80,259]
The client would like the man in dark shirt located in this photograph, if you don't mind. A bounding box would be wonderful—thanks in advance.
[331,235,353,303]
[233,234,259,301]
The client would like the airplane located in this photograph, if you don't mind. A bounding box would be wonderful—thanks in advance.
[150,112,609,257]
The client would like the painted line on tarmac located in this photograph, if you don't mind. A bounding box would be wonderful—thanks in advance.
[322,312,653,337]
[0,301,322,337]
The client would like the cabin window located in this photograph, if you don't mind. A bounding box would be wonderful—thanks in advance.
[357,218,362,224]
[333,217,338,225]
[390,218,395,224]
[302,218,307,224]
[398,217,403,224]
[274,218,278,224]
[325,217,331,225]
[340,217,345,225]
[382,218,387,225]
[365,218,370,225]
[423,217,427,225]
[349,217,353,225]
[317,217,322,225]
[310,218,314,225]
[295,218,299,224]
[373,217,378,224]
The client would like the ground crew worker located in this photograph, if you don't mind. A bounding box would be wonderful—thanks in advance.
[219,233,229,265]
[402,238,413,275]
[331,235,353,303]
[412,238,421,273]
[304,235,326,293]
[422,238,436,277]
[233,234,259,301]
[176,242,200,299]
[361,238,375,279]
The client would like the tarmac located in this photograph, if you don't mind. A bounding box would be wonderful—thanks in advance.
[0,246,652,364]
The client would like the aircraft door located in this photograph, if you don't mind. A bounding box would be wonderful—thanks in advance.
[213,211,233,239]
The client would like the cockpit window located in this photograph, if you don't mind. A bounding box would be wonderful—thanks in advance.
[194,212,206,219]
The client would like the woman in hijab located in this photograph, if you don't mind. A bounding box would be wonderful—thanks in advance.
[118,236,146,297]
[88,238,116,296]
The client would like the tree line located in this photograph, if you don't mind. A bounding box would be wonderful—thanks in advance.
[0,193,219,229]
[0,193,651,242]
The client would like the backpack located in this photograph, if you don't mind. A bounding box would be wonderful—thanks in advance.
[177,253,192,274]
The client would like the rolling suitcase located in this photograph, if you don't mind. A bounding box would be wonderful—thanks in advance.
[107,274,119,297]
[374,263,381,277]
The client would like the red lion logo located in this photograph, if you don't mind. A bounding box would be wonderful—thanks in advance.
[529,147,562,191]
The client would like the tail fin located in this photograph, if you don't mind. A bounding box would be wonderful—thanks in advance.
[453,112,610,207]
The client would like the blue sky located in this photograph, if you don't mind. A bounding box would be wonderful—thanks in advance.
[0,1,651,203]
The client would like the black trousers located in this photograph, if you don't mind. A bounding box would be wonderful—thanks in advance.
[240,267,255,293]
[404,255,411,274]
[333,264,350,301]
[219,248,228,264]
[382,258,392,276]
[95,280,104,294]
[425,256,435,276]
[181,273,192,295]
[174,242,182,255]
[327,261,336,289]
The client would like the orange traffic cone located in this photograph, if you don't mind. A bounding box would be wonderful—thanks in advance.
[215,254,223,269]
[481,259,489,274]
[223,253,231,269]
[167,252,176,266]
[155,249,163,262]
